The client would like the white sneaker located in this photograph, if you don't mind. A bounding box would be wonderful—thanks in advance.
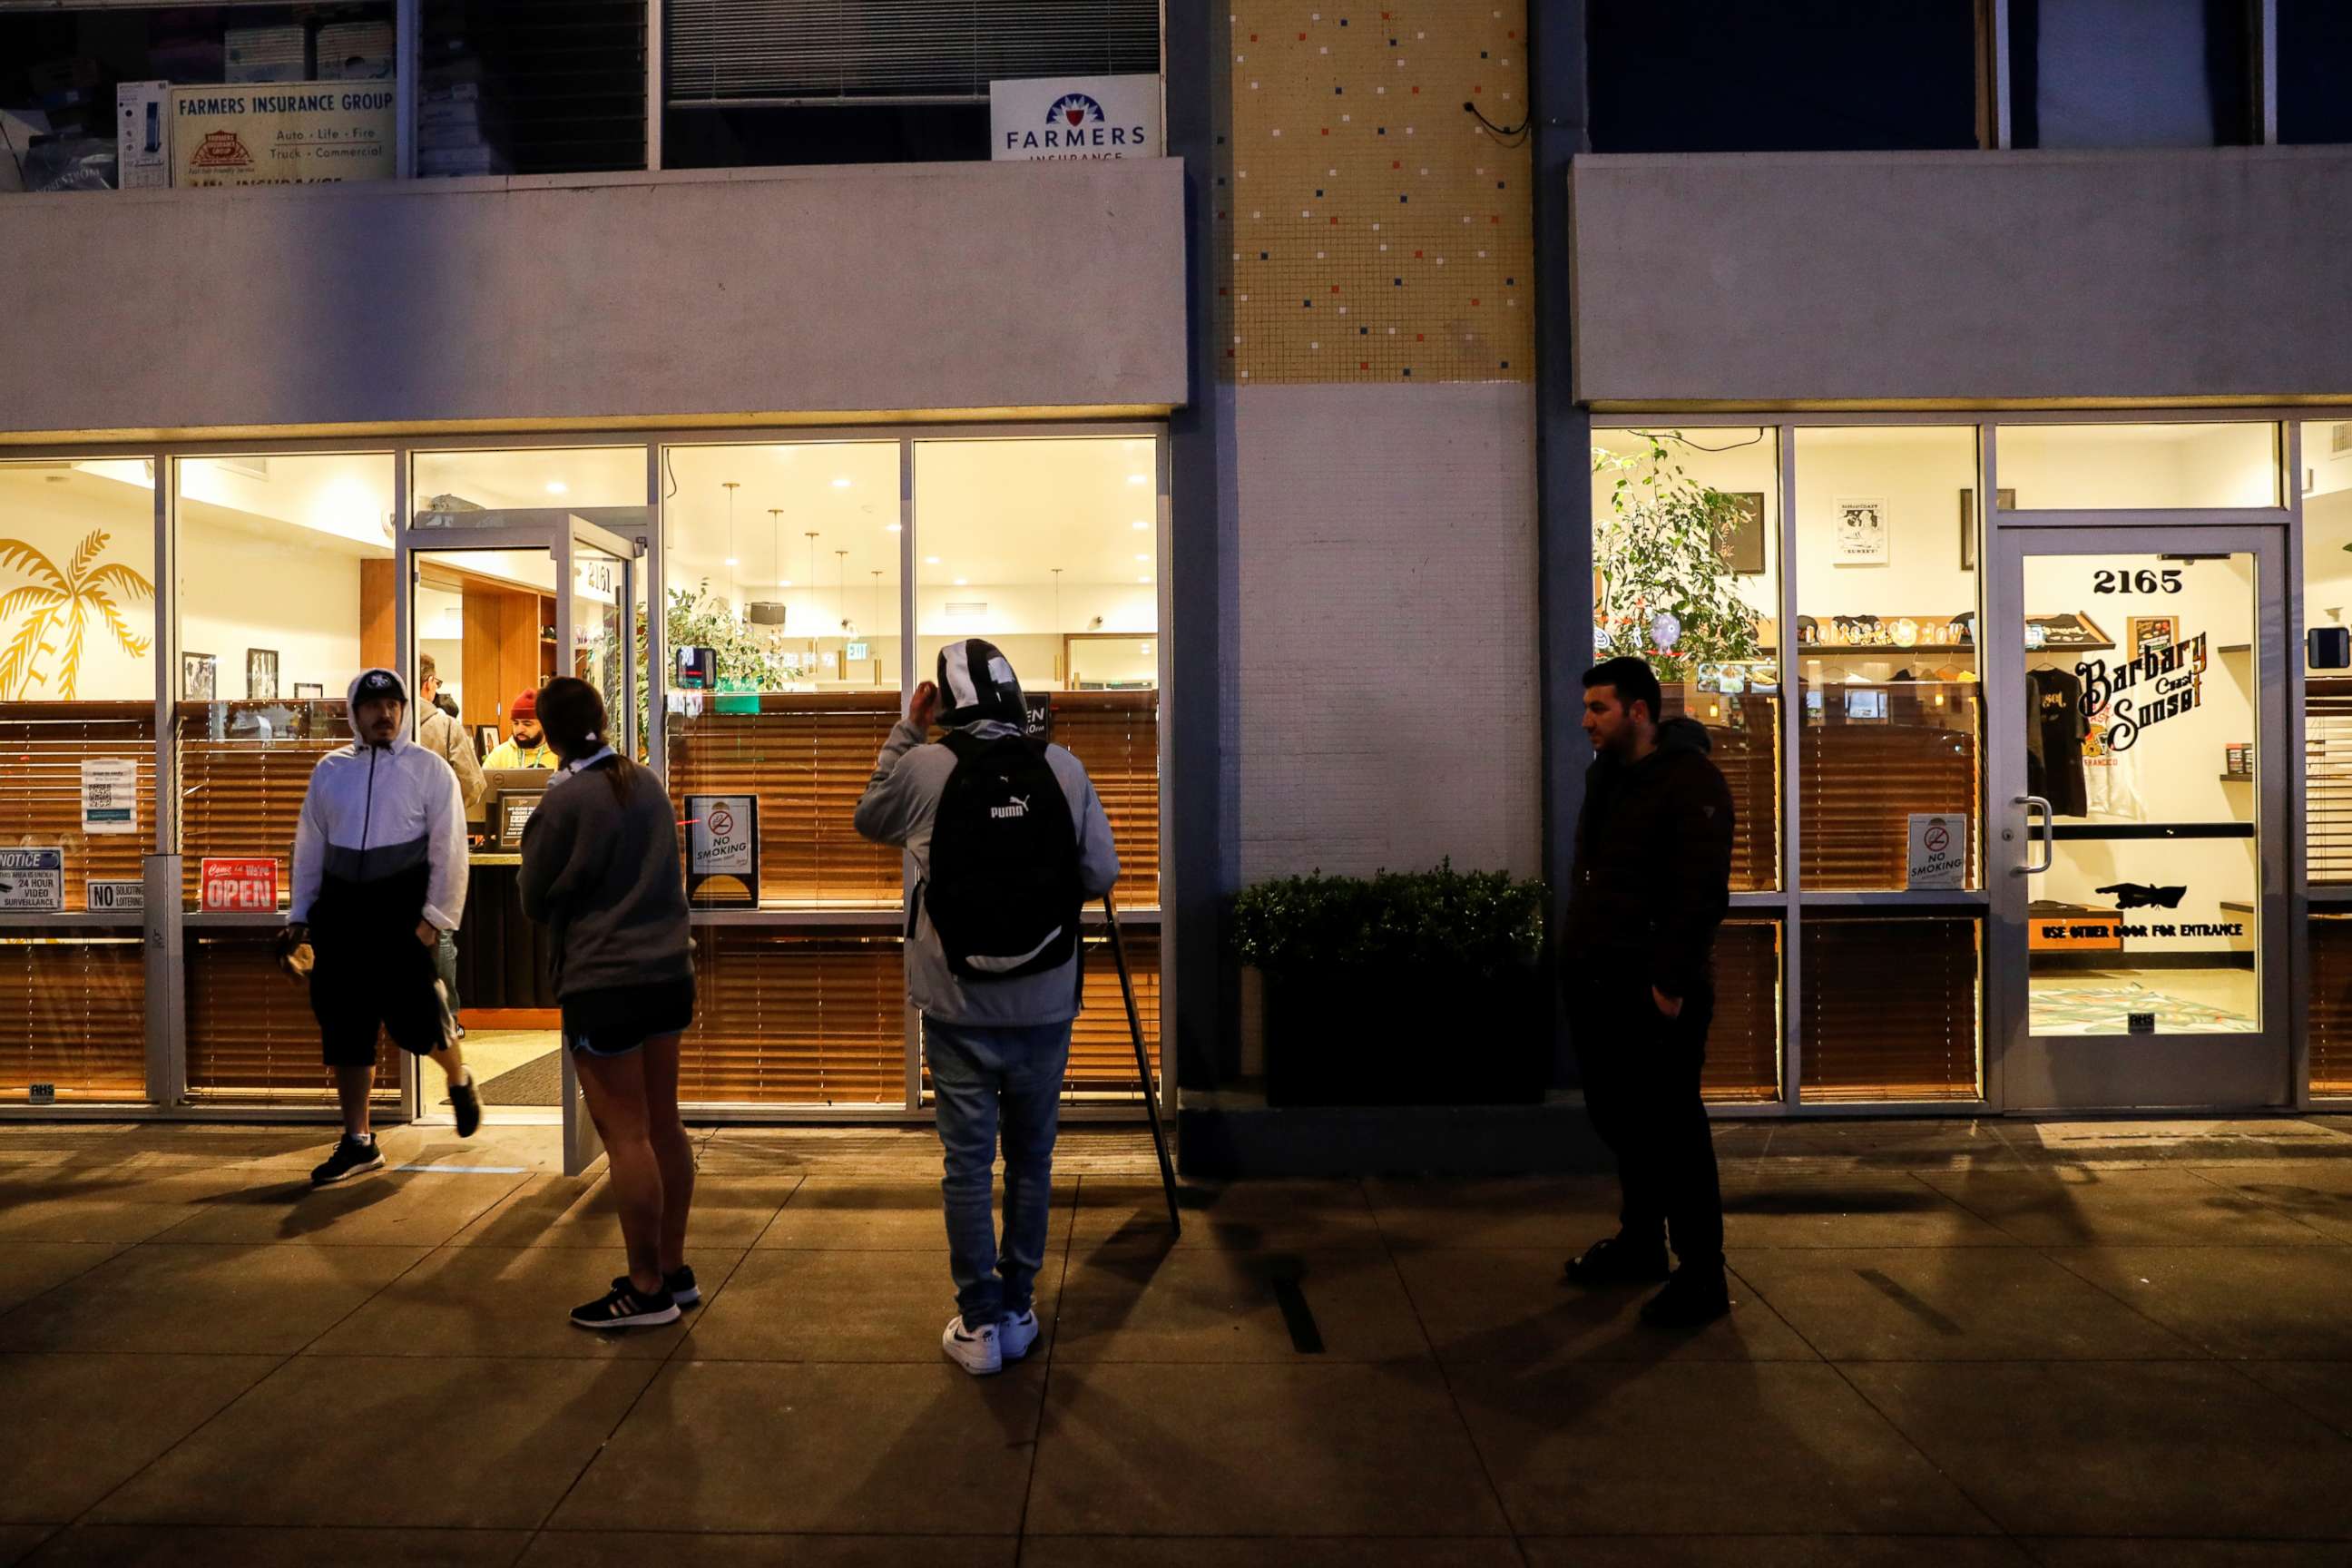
[997,1307,1040,1361]
[942,1314,1002,1376]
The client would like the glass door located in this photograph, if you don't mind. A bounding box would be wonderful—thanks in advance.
[1987,525,2291,1109]
[392,506,642,1175]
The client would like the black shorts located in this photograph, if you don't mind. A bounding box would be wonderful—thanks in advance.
[562,977,695,1059]
[311,928,453,1068]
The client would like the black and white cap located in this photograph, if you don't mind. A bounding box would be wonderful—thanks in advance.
[936,638,1024,728]
[345,667,407,712]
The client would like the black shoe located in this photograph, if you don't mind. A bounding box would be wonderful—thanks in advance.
[572,1281,681,1331]
[310,1135,385,1187]
[1641,1268,1733,1329]
[1565,1233,1671,1288]
[613,1268,700,1308]
[448,1073,481,1138]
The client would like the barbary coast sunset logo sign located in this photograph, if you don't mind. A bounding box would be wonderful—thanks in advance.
[2075,632,2207,751]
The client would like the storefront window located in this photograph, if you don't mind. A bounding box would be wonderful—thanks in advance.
[2302,419,2352,890]
[1794,427,1983,891]
[171,452,396,1103]
[2008,0,2256,150]
[1705,919,1783,1105]
[1994,423,2280,511]
[1591,426,1782,893]
[0,456,157,1102]
[914,436,1161,912]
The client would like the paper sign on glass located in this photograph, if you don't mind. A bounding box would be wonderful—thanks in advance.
[1907,813,1966,891]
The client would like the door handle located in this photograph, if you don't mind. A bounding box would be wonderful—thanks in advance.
[2014,794,2053,876]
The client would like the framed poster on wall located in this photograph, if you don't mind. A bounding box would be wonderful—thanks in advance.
[1834,498,1889,564]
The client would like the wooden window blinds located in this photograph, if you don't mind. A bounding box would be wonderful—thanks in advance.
[2309,680,2352,886]
[1702,919,1781,1104]
[665,690,1161,910]
[1662,691,1779,893]
[0,701,155,907]
[0,932,144,1101]
[1801,688,1982,889]
[185,932,404,1102]
[679,928,906,1103]
[1801,916,1982,1102]
[2308,915,2352,1097]
[175,705,347,908]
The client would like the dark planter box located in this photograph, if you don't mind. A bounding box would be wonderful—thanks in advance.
[1261,961,1549,1107]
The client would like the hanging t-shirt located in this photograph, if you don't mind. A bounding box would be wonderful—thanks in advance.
[2027,667,2090,817]
[2081,711,2146,822]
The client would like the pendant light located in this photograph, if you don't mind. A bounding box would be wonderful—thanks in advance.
[805,532,821,665]
[1051,567,1063,684]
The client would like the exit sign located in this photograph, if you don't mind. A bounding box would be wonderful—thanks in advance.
[200,857,278,912]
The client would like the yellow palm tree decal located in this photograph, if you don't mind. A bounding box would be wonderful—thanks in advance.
[0,530,155,701]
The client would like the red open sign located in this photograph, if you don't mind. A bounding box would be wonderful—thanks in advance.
[200,857,279,913]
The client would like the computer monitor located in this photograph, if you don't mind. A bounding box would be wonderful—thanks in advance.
[483,768,553,848]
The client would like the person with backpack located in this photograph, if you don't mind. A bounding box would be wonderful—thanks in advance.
[854,639,1119,1375]
[518,676,699,1330]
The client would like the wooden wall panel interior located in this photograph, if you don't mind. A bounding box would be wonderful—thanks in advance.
[1800,688,1981,889]
[176,712,345,907]
[184,933,405,1100]
[360,558,396,671]
[679,927,906,1103]
[0,702,156,909]
[0,932,145,1100]
[1702,918,1782,1104]
[1662,691,1779,893]
[1801,916,1982,1102]
[2310,915,2352,1097]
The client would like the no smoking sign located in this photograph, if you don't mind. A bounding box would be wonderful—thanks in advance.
[1907,813,1966,891]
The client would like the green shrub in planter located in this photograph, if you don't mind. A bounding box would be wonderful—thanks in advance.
[1232,861,1550,1107]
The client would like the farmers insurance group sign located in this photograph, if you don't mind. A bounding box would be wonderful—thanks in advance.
[990,74,1161,161]
[171,85,394,186]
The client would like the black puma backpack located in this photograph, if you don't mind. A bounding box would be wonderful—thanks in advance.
[921,730,1083,982]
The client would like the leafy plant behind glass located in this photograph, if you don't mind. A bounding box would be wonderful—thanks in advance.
[629,581,805,743]
[1592,435,1763,681]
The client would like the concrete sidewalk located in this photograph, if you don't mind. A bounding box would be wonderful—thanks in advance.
[2,1114,2350,1564]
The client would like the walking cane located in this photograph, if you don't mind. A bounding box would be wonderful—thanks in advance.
[1103,891,1181,1236]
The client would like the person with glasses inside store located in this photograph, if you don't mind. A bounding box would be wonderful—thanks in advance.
[484,687,558,770]
[519,676,700,1330]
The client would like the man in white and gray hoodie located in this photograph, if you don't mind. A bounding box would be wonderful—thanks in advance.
[281,667,482,1186]
[855,638,1118,1375]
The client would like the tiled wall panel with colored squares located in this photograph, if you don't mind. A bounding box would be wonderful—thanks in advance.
[1215,3,1535,385]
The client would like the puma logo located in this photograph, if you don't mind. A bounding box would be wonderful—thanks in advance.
[990,795,1032,820]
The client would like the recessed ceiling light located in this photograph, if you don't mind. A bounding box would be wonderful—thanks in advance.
[954,577,968,586]
[545,481,568,495]
[724,557,739,566]
[925,555,941,564]
[886,522,902,532]
[1132,520,1149,530]
[779,579,792,587]
[1127,475,1148,485]
[1134,553,1149,562]
[1138,576,1152,584]
[832,477,853,489]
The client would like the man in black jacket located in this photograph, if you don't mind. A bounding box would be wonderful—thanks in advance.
[1563,655,1736,1328]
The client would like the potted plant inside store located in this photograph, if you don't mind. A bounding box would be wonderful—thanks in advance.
[1592,434,1764,680]
[1232,860,1550,1107]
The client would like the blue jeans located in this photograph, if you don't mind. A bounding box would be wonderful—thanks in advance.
[926,1016,1070,1328]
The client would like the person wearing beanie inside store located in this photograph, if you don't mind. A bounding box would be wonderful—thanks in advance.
[279,667,482,1186]
[854,638,1119,1376]
[484,687,557,770]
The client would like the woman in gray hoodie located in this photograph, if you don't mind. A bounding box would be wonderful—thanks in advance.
[519,677,698,1329]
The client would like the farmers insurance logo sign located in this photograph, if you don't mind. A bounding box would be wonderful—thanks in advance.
[990,74,1161,162]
